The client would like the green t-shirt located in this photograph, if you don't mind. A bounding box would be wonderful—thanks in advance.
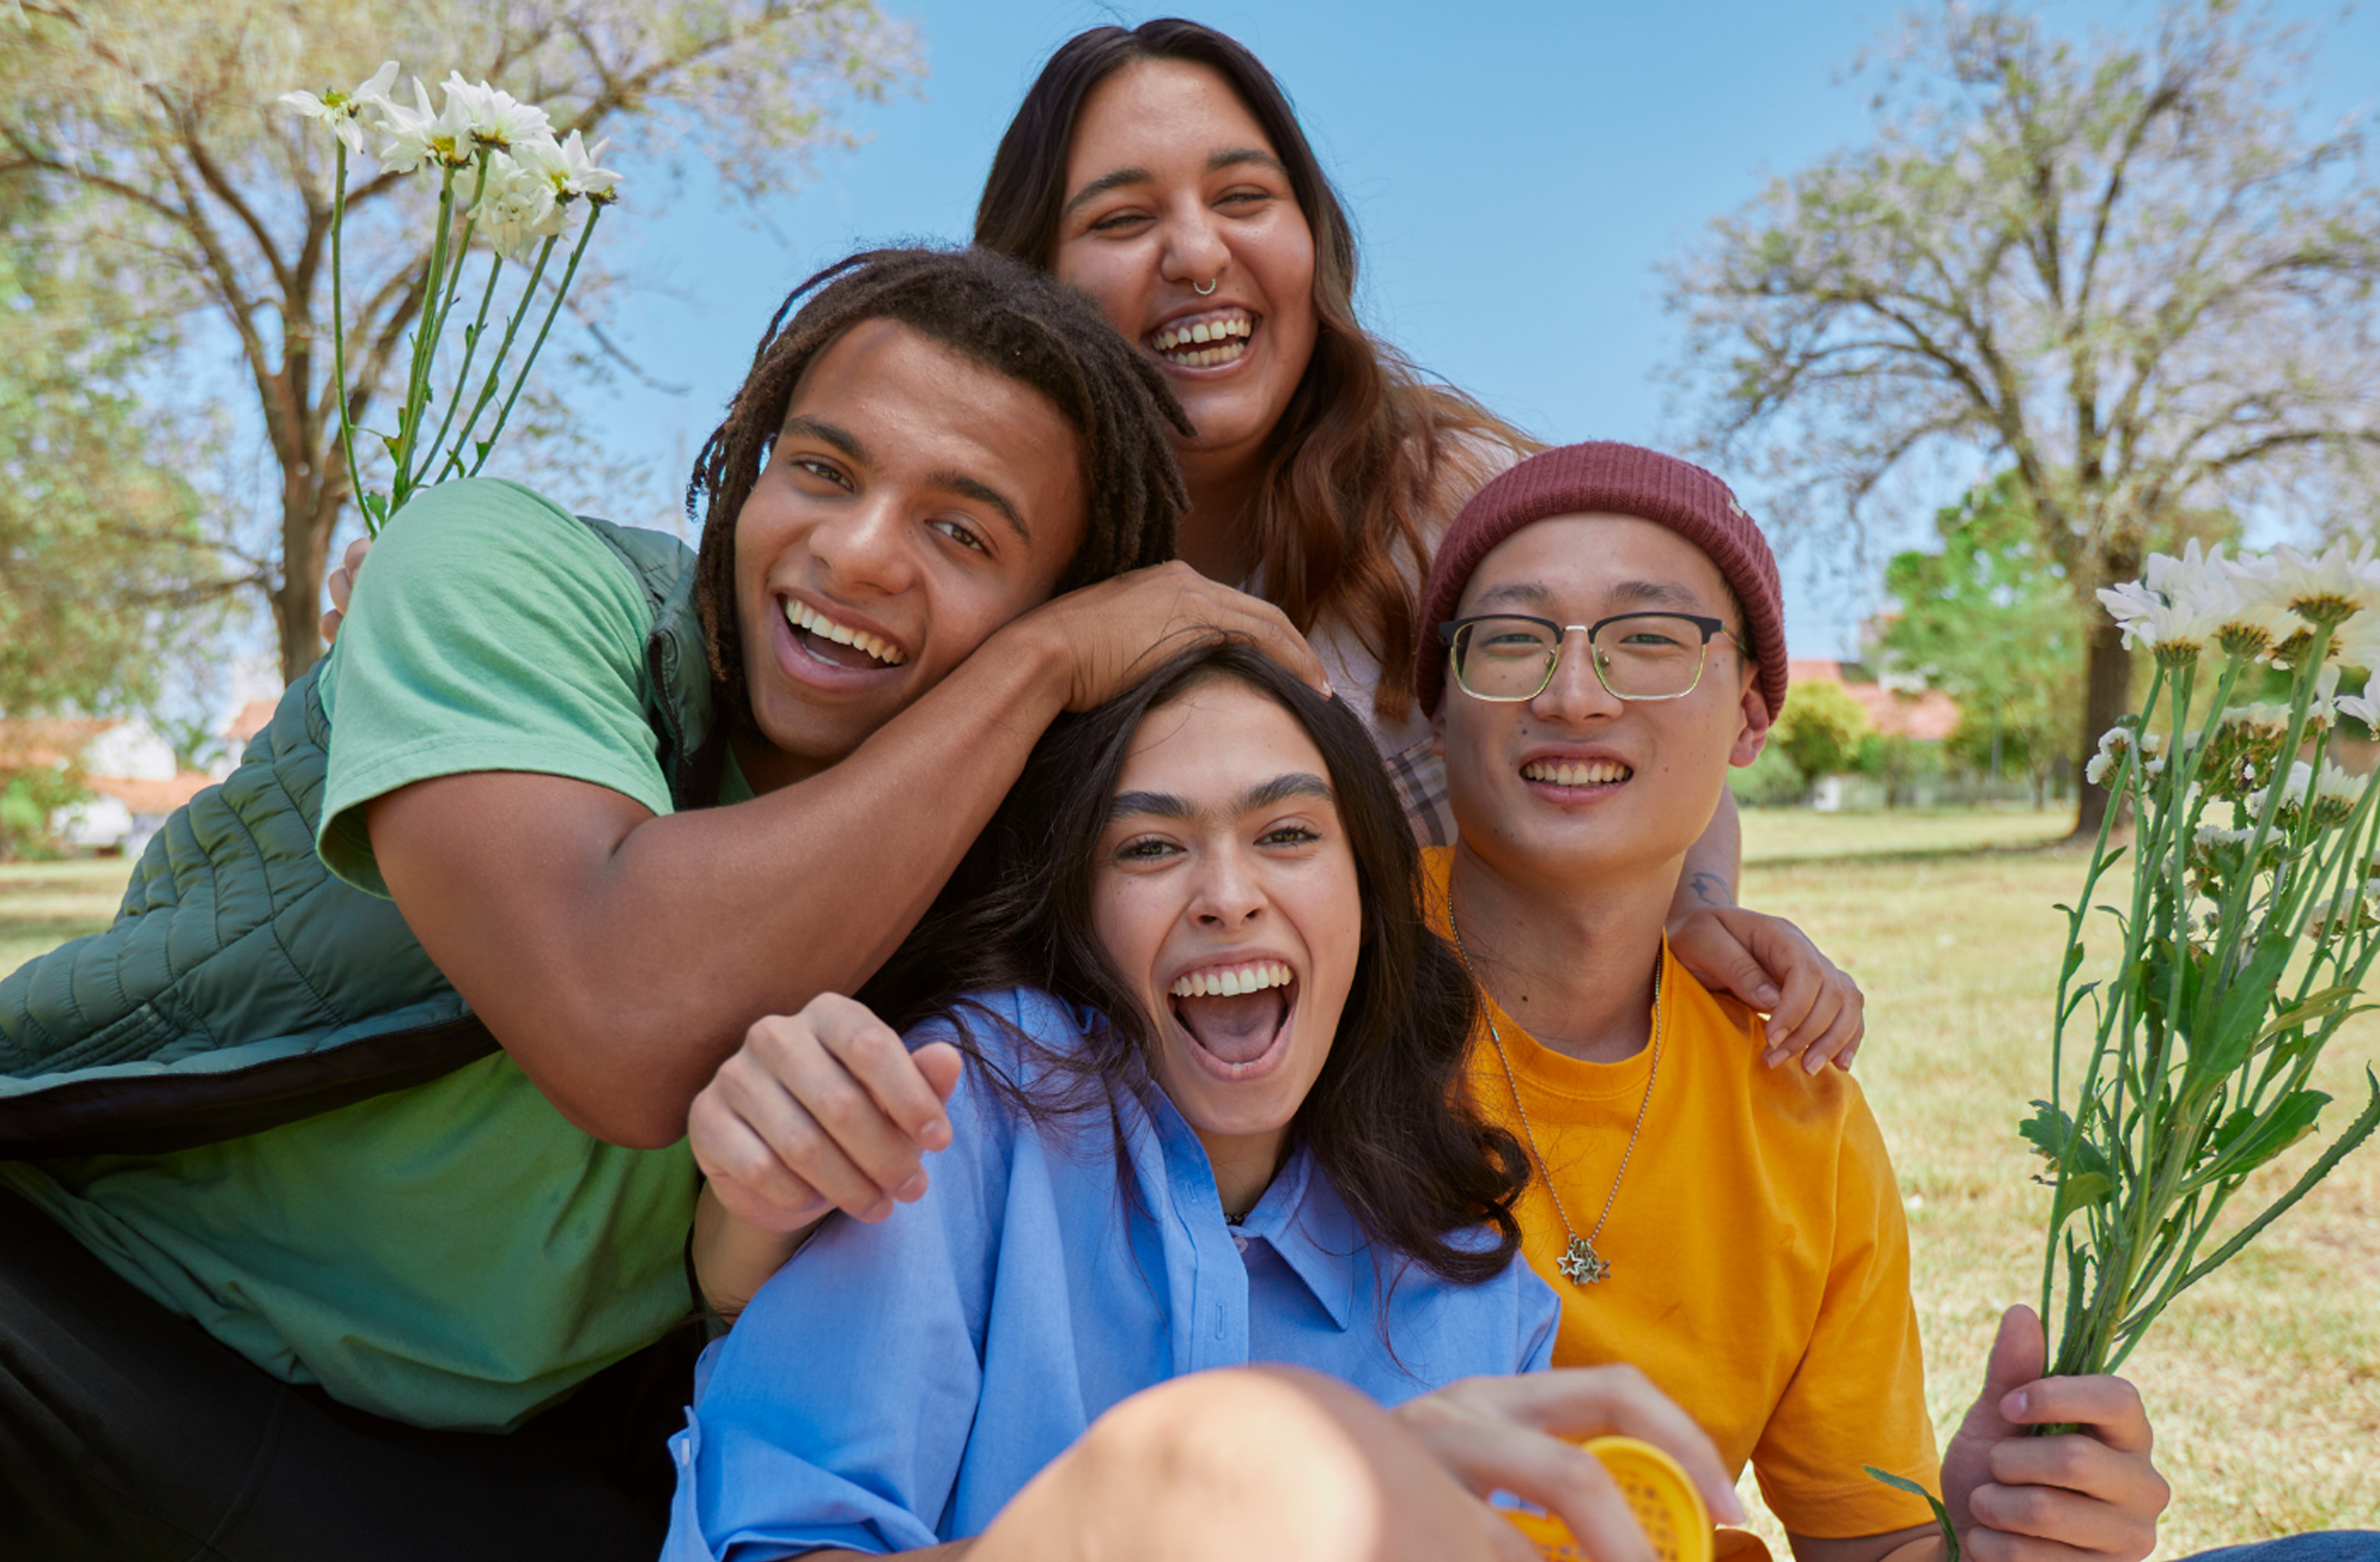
[1,479,716,1432]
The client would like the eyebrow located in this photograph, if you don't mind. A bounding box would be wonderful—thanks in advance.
[780,414,867,465]
[928,470,1030,544]
[1108,771,1335,825]
[1060,146,1291,220]
[783,416,1032,546]
[1467,578,1712,615]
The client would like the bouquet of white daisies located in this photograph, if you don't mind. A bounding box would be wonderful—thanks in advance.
[283,63,620,534]
[2035,540,2380,1382]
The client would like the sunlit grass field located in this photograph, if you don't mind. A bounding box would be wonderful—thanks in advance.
[4,817,2375,1548]
[0,858,133,978]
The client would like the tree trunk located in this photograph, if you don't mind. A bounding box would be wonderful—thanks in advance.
[2073,615,2133,838]
[272,468,338,684]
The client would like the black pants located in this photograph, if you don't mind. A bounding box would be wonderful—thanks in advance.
[0,1183,702,1562]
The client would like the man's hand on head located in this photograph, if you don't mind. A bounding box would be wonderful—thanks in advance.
[1668,905,1866,1071]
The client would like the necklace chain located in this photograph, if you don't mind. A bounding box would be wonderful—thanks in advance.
[1447,883,1665,1288]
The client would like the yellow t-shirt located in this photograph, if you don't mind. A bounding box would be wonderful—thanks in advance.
[1422,849,1939,1538]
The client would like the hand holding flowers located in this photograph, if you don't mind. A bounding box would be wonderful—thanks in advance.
[281,64,621,534]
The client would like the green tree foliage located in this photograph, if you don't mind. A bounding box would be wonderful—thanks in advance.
[0,0,917,681]
[1878,475,2089,806]
[0,178,227,720]
[1667,3,2380,836]
[1772,679,1873,790]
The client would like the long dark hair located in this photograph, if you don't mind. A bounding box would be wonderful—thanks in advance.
[688,246,1193,728]
[974,20,1540,726]
[860,641,1527,1283]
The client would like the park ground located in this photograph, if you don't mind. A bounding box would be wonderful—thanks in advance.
[3,808,2374,1550]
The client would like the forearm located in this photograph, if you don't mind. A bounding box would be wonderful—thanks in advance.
[372,619,1072,1146]
[1670,787,1744,926]
[1787,1525,1939,1562]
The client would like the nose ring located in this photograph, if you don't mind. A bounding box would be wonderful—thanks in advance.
[1194,278,1217,295]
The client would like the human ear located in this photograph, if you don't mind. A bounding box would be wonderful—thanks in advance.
[1730,666,1772,769]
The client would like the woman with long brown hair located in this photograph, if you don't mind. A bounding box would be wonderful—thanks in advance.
[968,22,1856,1047]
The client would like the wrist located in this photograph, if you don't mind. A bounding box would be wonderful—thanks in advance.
[983,607,1078,719]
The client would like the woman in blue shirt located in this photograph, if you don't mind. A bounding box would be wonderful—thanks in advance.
[667,642,1743,1561]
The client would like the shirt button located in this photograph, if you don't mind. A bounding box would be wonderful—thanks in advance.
[1232,1233,1250,1253]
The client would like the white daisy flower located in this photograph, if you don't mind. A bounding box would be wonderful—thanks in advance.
[2229,540,2380,629]
[470,150,566,261]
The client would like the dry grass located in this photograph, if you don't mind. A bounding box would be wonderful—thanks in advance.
[1734,810,2380,1552]
[0,858,134,980]
[5,826,2374,1547]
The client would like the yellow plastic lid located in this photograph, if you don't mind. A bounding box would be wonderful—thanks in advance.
[1503,1435,1715,1562]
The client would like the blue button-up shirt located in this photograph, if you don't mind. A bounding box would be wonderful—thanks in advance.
[664,988,1560,1560]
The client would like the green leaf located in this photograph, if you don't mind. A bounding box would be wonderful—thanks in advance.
[2018,1100,2108,1180]
[1863,1468,1959,1562]
[2050,1170,2114,1224]
[2248,986,2357,1055]
[2224,1090,2332,1173]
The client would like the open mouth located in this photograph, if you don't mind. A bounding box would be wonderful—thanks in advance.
[1167,958,1296,1076]
[1145,308,1254,370]
[784,597,906,670]
[1522,757,1633,791]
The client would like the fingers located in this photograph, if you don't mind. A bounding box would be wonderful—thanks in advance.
[1973,1306,2049,1434]
[1449,1425,1653,1562]
[1515,1368,1744,1527]
[321,538,372,645]
[1665,912,1780,1014]
[1760,957,1823,1064]
[1997,1374,2154,1457]
[1966,1468,2163,1562]
[692,995,958,1227]
[1478,1507,1544,1562]
[686,1086,830,1232]
[1431,1368,1745,1527]
[1052,564,1331,709]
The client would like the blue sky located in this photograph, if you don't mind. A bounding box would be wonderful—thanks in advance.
[571,0,2380,658]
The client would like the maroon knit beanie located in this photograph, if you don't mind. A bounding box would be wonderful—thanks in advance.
[1415,441,1788,719]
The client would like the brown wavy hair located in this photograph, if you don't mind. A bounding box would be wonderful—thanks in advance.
[974,18,1540,725]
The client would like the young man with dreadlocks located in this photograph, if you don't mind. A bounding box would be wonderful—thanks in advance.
[0,247,1318,1562]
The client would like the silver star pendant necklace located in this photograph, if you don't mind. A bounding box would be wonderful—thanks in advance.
[1448,886,1667,1289]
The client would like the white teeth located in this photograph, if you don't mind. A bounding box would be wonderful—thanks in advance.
[1149,314,1253,356]
[1168,959,1295,999]
[1522,759,1632,787]
[784,599,906,667]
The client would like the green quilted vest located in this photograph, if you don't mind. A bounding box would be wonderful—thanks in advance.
[0,517,716,1157]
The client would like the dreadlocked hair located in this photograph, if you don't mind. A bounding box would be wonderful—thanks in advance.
[689,246,1193,725]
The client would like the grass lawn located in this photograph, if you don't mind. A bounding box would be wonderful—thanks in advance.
[0,858,135,980]
[3,819,2373,1550]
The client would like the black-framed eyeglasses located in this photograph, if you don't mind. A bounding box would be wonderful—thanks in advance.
[1438,612,1739,703]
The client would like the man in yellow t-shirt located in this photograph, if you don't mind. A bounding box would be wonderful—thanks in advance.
[1410,441,2170,1562]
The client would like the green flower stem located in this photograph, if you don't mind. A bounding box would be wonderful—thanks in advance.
[327,140,371,534]
[420,250,504,486]
[411,153,491,471]
[392,162,462,509]
[438,233,558,482]
[468,207,601,477]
